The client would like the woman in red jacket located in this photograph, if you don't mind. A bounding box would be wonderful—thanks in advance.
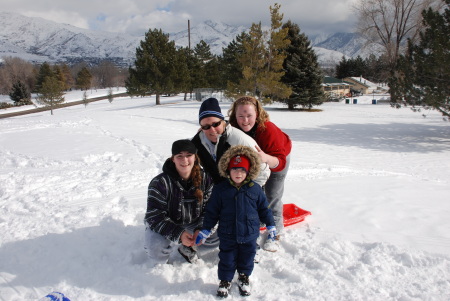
[228,96,292,251]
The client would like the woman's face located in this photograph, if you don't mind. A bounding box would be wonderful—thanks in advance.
[172,151,195,179]
[235,104,257,132]
[200,117,225,143]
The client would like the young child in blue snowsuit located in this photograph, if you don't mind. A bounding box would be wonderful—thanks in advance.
[196,145,277,298]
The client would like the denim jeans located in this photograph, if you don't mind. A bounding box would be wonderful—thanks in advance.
[264,155,290,234]
[144,222,219,263]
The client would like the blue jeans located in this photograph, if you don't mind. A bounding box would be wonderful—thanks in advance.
[264,155,290,234]
[144,222,219,264]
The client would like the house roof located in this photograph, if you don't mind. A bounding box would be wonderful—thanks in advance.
[345,77,378,89]
[322,76,352,86]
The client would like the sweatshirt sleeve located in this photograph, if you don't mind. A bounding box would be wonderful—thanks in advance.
[256,122,292,173]
[144,176,185,243]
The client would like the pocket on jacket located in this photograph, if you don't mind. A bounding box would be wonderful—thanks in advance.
[247,214,259,234]
[219,218,234,235]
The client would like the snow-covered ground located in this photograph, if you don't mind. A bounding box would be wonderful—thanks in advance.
[0,91,449,300]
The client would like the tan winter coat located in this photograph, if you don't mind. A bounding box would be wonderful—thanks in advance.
[218,145,261,181]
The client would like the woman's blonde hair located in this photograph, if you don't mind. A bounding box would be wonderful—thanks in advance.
[228,96,270,130]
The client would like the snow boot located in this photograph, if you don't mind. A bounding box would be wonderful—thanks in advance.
[237,273,251,296]
[177,245,198,263]
[216,280,232,298]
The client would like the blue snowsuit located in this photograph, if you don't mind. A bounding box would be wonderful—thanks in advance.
[202,178,275,281]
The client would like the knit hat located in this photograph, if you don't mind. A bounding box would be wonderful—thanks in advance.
[228,155,250,173]
[199,98,225,123]
[171,139,197,155]
[39,292,71,301]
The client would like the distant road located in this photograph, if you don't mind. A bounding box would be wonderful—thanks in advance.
[0,92,129,119]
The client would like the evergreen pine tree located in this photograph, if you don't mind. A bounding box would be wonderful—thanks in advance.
[76,67,92,91]
[35,62,54,92]
[53,65,67,91]
[9,80,32,105]
[221,32,249,91]
[60,63,75,90]
[179,47,197,100]
[364,54,389,83]
[172,46,190,96]
[389,0,450,117]
[259,3,291,102]
[336,56,367,79]
[36,76,65,115]
[125,28,183,105]
[205,57,221,90]
[335,56,350,79]
[239,21,266,97]
[107,88,114,103]
[230,3,291,102]
[193,40,214,88]
[281,21,325,109]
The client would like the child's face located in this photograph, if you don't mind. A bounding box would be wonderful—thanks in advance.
[230,167,247,185]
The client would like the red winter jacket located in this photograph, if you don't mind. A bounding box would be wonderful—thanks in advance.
[253,121,292,173]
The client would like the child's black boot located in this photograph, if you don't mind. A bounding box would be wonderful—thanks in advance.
[216,280,232,298]
[238,273,251,296]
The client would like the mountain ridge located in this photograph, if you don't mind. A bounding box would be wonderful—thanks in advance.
[0,12,378,66]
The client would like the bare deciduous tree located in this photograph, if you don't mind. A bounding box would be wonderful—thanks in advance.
[91,60,122,89]
[0,56,35,94]
[355,0,444,68]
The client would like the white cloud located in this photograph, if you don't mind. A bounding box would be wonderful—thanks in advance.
[2,0,358,36]
[21,10,90,29]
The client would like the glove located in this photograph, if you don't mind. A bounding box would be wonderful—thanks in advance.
[195,229,211,245]
[267,226,277,241]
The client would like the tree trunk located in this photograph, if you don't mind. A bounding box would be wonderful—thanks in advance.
[156,94,161,105]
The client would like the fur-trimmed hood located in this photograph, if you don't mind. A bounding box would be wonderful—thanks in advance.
[218,145,261,181]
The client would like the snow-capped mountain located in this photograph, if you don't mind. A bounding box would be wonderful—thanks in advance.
[169,20,248,55]
[0,12,141,66]
[0,12,378,66]
[312,32,384,58]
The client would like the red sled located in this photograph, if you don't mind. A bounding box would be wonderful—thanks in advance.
[260,203,311,231]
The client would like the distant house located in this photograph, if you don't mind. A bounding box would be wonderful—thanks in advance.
[322,76,352,99]
[344,77,380,94]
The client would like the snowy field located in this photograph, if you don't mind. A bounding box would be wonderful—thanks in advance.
[0,91,449,300]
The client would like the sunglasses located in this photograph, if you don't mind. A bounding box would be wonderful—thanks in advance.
[200,120,222,130]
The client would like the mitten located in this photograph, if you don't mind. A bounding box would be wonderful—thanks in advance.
[267,226,277,241]
[195,229,211,245]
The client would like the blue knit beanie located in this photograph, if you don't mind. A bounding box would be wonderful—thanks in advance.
[199,98,224,123]
[39,292,71,301]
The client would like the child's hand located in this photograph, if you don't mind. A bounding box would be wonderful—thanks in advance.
[267,226,277,241]
[195,229,211,245]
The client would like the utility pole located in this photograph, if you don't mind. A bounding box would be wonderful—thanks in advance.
[188,20,191,50]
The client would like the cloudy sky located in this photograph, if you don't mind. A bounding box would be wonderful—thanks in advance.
[2,0,358,36]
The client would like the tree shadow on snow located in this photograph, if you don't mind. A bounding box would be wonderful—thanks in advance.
[285,122,450,153]
[0,218,215,298]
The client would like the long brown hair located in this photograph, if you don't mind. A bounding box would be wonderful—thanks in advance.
[228,96,270,130]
